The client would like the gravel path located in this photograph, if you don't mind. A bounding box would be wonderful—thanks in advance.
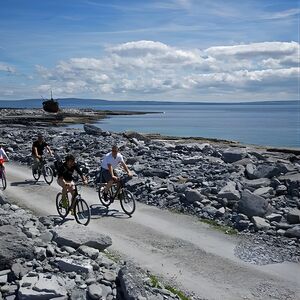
[3,162,300,300]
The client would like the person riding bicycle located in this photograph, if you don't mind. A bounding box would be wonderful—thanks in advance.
[100,145,132,200]
[57,154,87,208]
[0,142,9,172]
[32,133,53,174]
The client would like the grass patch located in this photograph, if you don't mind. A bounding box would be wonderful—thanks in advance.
[165,285,190,300]
[149,274,160,287]
[200,219,238,235]
[103,250,121,263]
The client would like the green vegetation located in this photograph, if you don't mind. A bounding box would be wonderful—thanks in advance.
[149,274,190,300]
[103,250,121,263]
[165,285,190,300]
[200,219,238,235]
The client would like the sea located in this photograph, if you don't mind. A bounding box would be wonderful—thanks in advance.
[0,99,299,148]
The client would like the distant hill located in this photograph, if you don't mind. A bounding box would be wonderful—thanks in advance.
[0,98,297,109]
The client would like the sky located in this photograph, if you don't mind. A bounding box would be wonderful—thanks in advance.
[0,0,299,102]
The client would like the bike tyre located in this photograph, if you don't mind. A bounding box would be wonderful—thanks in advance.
[120,189,136,216]
[56,192,70,218]
[74,197,91,226]
[0,172,7,190]
[98,184,111,207]
[43,165,53,185]
[32,167,40,181]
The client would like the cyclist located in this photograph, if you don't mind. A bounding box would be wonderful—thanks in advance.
[0,142,9,175]
[57,154,87,208]
[100,145,132,200]
[32,133,53,174]
[0,142,9,162]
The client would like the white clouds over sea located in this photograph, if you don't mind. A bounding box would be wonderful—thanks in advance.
[32,40,299,101]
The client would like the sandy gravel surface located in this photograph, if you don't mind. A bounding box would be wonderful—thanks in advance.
[3,162,300,300]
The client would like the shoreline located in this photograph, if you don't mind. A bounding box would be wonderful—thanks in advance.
[1,107,299,155]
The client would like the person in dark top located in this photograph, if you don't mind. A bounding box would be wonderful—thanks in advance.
[32,133,53,173]
[57,154,87,206]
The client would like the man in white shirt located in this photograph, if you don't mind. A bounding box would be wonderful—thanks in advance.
[0,142,9,162]
[100,145,132,196]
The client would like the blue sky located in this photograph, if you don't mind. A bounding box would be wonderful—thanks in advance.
[0,0,299,101]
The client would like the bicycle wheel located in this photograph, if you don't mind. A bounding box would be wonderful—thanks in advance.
[74,197,91,226]
[98,184,111,207]
[120,189,136,216]
[0,171,7,190]
[43,165,53,185]
[56,192,70,218]
[32,166,40,181]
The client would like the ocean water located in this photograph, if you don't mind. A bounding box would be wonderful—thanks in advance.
[0,99,299,148]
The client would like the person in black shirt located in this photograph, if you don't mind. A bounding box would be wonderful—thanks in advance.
[32,134,53,173]
[57,154,87,205]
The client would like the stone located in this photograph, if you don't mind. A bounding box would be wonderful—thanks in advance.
[246,163,282,179]
[222,149,247,163]
[88,283,103,300]
[83,124,103,135]
[285,225,300,238]
[185,190,203,203]
[52,223,112,251]
[253,186,274,197]
[56,257,93,274]
[0,225,34,270]
[142,168,169,179]
[103,271,116,282]
[251,216,270,231]
[238,190,269,218]
[18,273,67,300]
[218,181,240,201]
[34,247,46,261]
[266,213,282,223]
[118,263,147,300]
[287,209,300,224]
[77,245,99,260]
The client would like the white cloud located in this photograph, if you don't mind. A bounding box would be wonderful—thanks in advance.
[34,40,299,100]
[0,62,16,74]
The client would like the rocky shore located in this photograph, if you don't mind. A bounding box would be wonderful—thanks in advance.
[0,192,184,300]
[2,122,300,253]
[0,108,152,127]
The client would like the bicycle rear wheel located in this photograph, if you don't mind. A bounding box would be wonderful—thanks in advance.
[0,171,7,190]
[43,165,53,185]
[120,189,136,216]
[74,197,91,226]
[56,192,70,218]
[98,184,111,207]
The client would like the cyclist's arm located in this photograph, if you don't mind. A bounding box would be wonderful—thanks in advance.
[46,145,53,156]
[121,161,132,176]
[75,164,87,184]
[33,147,40,158]
[108,164,118,180]
[1,149,9,162]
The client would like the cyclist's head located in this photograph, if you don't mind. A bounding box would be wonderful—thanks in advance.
[37,133,44,142]
[65,154,75,167]
[112,145,119,157]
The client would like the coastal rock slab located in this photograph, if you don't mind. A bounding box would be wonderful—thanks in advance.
[222,148,247,163]
[245,163,282,179]
[286,209,300,224]
[18,273,67,300]
[56,257,93,273]
[285,225,300,238]
[0,225,34,270]
[185,190,203,203]
[218,181,240,201]
[238,190,269,218]
[52,224,112,251]
[251,216,270,231]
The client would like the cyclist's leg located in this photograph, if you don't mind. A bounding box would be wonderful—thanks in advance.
[32,156,40,172]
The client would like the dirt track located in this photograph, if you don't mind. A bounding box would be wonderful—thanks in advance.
[3,162,300,300]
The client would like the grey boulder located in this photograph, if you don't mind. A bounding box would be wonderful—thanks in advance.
[238,190,269,218]
[52,224,112,251]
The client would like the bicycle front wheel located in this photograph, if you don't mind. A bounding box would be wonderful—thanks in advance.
[0,171,7,190]
[74,197,91,226]
[43,165,53,185]
[32,167,40,181]
[120,189,136,216]
[56,192,70,218]
[98,184,111,207]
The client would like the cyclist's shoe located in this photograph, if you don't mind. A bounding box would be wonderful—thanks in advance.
[103,191,108,201]
[61,196,69,209]
[117,193,123,200]
[70,209,74,215]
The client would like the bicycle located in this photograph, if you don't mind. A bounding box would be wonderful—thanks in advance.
[32,157,53,185]
[98,174,136,216]
[0,158,7,190]
[56,181,91,226]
